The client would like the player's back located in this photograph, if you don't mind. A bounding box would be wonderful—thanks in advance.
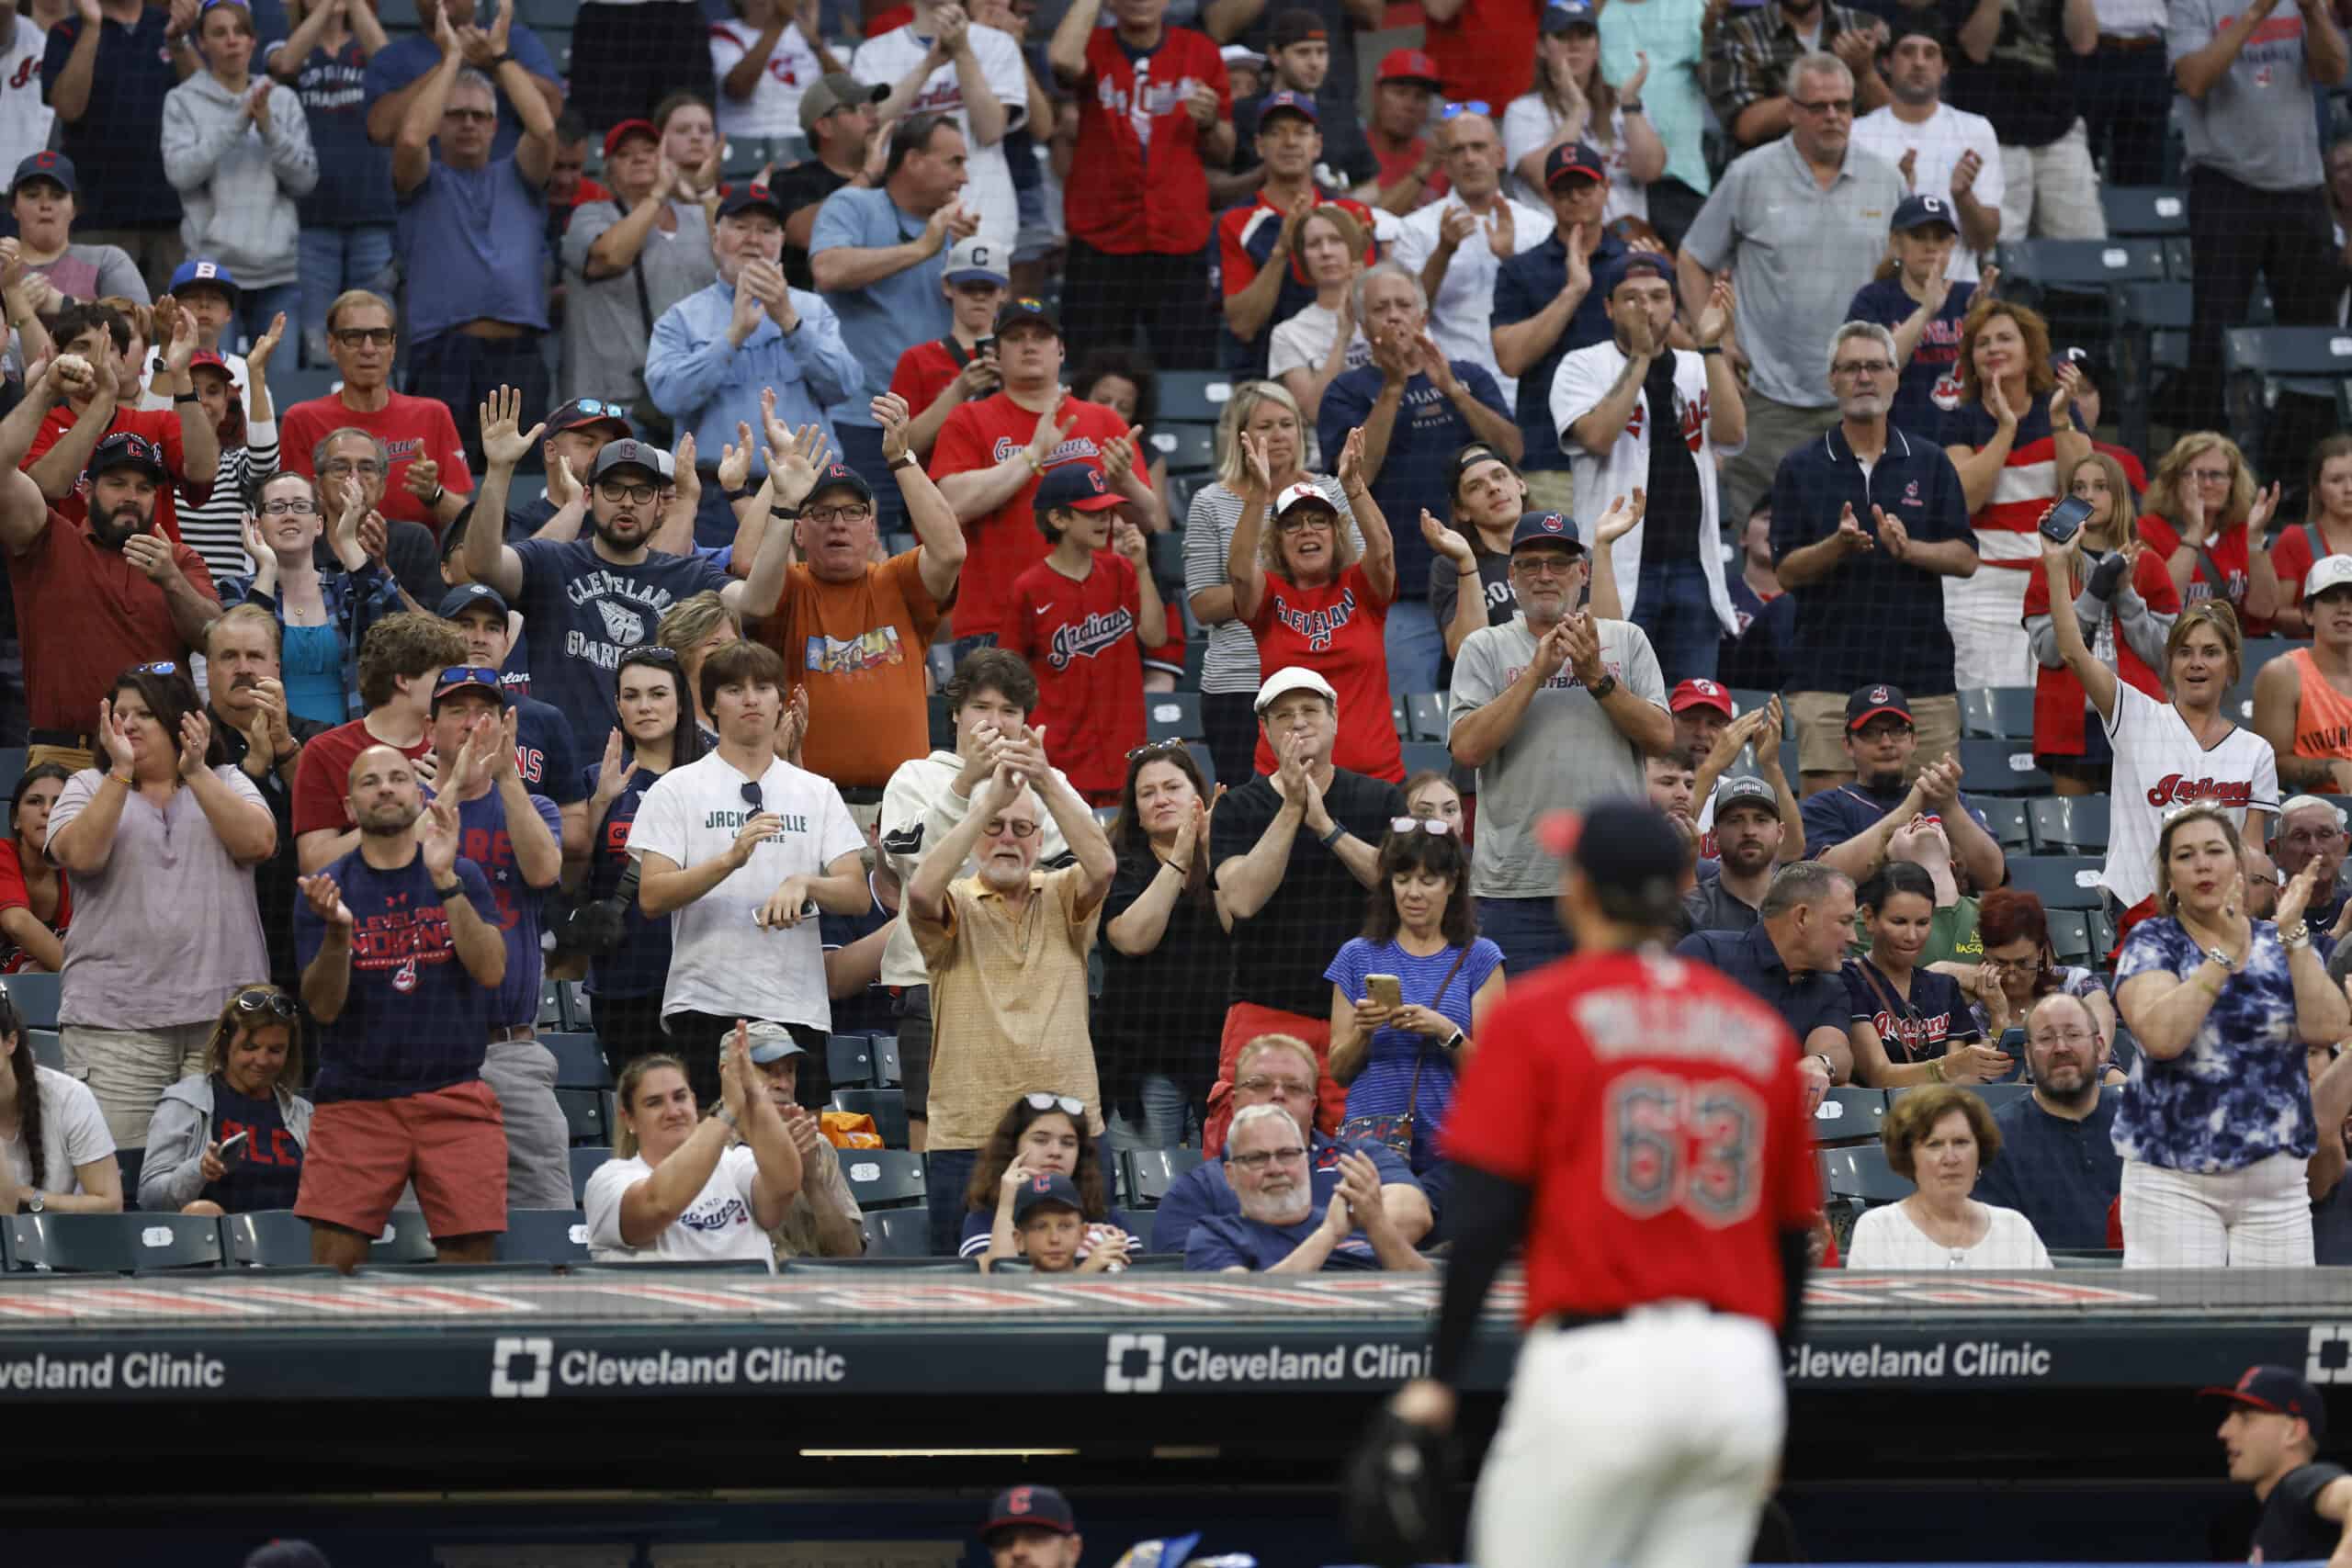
[1446,946,1821,1329]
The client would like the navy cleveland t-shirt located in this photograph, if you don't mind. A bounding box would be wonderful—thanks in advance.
[207,1075,304,1213]
[509,538,729,736]
[1844,276,1976,440]
[295,852,499,1101]
[454,787,563,1030]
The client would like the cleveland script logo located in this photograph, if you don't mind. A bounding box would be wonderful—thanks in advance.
[2144,773,2256,810]
[1272,587,1358,653]
[1046,607,1135,670]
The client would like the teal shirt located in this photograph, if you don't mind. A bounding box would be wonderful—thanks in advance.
[1600,0,1713,197]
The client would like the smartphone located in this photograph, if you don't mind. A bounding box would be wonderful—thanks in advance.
[2039,494,2096,546]
[976,335,996,358]
[1365,974,1403,1010]
[216,1130,251,1163]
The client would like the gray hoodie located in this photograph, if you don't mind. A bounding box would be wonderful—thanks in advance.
[160,72,318,289]
[139,1071,313,1214]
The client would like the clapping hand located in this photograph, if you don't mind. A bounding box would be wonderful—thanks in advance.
[1834,502,1876,557]
[417,795,461,884]
[175,709,212,780]
[1419,509,1474,569]
[1875,504,1912,562]
[299,871,354,933]
[1025,388,1076,468]
[1594,489,1646,549]
[718,422,756,496]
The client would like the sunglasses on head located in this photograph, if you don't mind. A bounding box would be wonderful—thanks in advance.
[1390,816,1453,836]
[1023,1092,1086,1116]
[1125,738,1188,762]
[128,661,178,678]
[233,988,299,1021]
[1439,100,1492,118]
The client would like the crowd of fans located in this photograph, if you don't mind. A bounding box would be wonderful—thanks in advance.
[0,0,2347,1280]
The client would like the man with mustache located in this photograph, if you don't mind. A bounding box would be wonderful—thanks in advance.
[1184,1100,1430,1271]
[205,603,334,994]
[1972,992,2122,1249]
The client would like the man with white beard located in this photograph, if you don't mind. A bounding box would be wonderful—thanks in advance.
[1183,1101,1432,1272]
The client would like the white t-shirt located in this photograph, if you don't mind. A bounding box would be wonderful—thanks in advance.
[708,19,829,144]
[1266,300,1371,382]
[1388,193,1555,406]
[625,750,865,1029]
[1848,103,2004,283]
[850,23,1028,246]
[2099,682,2280,909]
[583,1144,776,1270]
[1500,94,1643,222]
[0,1066,113,1197]
[1845,1201,2052,1270]
[0,24,52,185]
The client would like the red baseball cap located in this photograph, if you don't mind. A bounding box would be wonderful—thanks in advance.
[1376,47,1442,89]
[603,118,659,158]
[1669,678,1732,719]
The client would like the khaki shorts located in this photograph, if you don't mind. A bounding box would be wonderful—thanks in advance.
[1790,691,1962,782]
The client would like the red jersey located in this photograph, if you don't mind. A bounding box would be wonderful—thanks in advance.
[999,551,1146,803]
[1065,25,1230,254]
[889,337,969,427]
[1245,562,1403,783]
[2270,517,2352,629]
[280,390,474,535]
[291,718,434,839]
[1370,135,1447,203]
[9,509,216,733]
[0,840,66,975]
[1216,190,1379,299]
[932,392,1129,640]
[1444,947,1819,1328]
[1421,0,1540,127]
[25,405,195,541]
[2138,513,2267,633]
[2022,548,2178,754]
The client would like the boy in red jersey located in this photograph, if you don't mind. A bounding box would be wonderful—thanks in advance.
[998,464,1164,806]
[1384,798,1819,1568]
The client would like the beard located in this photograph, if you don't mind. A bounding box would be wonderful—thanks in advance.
[356,799,422,837]
[1238,1180,1313,1228]
[90,502,148,548]
[1860,764,1906,795]
[1723,837,1777,876]
[592,508,650,549]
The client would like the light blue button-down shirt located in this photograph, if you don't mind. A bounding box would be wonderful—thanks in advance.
[644,279,865,477]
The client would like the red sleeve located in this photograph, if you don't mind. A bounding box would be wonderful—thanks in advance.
[1441,987,1553,1183]
[2135,546,2181,612]
[1115,551,1140,618]
[22,410,59,470]
[175,544,216,604]
[888,344,933,409]
[290,736,349,838]
[1770,1040,1822,1228]
[1000,575,1036,656]
[1351,559,1394,610]
[1218,209,1256,299]
[433,403,474,495]
[1075,26,1106,87]
[2136,513,2178,557]
[2274,528,2314,612]
[153,411,186,477]
[931,402,989,479]
[1345,199,1378,265]
[0,842,31,915]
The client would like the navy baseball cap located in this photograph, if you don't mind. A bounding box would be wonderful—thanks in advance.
[1035,463,1122,514]
[169,258,240,299]
[996,296,1060,336]
[1713,773,1780,821]
[1537,800,1689,919]
[437,583,511,622]
[717,182,786,222]
[1258,89,1319,127]
[1544,141,1605,188]
[86,432,166,483]
[1597,250,1676,302]
[592,439,665,484]
[431,666,509,708]
[11,150,74,196]
[1011,1169,1085,1224]
[982,1483,1079,1540]
[1542,0,1598,30]
[1846,683,1914,730]
[805,461,874,507]
[546,397,632,438]
[2201,1365,2327,1442]
[1893,193,1960,233]
[1509,509,1583,554]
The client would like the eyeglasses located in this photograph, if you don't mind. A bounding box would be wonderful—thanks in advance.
[444,107,496,123]
[2028,1026,2096,1045]
[1792,96,1853,116]
[1390,816,1453,836]
[1274,513,1335,535]
[259,499,318,516]
[319,457,384,476]
[331,327,395,348]
[1023,1092,1086,1116]
[1125,738,1188,762]
[982,817,1040,839]
[1833,359,1894,378]
[2188,468,2233,485]
[1439,100,1491,119]
[1227,1145,1308,1171]
[232,988,299,1021]
[740,781,764,812]
[804,503,873,525]
[599,479,661,505]
[1236,1074,1315,1098]
[1510,555,1581,578]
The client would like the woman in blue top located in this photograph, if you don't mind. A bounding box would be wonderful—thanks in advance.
[560,646,704,1084]
[218,470,403,724]
[266,0,397,368]
[1325,820,1504,1186]
[1841,194,1980,441]
[1842,861,2011,1088]
[2114,804,2348,1268]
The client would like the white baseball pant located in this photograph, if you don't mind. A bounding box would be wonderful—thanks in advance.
[1470,1304,1785,1568]
[2120,1153,2314,1268]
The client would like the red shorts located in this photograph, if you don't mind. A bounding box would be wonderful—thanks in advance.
[1200,1001,1344,1156]
[294,1078,508,1240]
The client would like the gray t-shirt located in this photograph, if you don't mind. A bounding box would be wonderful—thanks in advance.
[560,200,718,406]
[2168,0,2324,192]
[1446,615,1667,898]
[1679,137,1905,409]
[1181,476,1358,697]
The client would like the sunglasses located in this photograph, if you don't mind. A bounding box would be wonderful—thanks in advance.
[1024,1092,1086,1116]
[127,661,178,677]
[1125,738,1188,762]
[1390,817,1453,836]
[232,988,299,1021]
[569,400,628,420]
[331,327,396,348]
[741,781,764,812]
[1439,100,1492,118]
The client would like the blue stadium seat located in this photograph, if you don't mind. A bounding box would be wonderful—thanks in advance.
[1995,238,2166,305]
[115,1148,141,1208]
[1406,692,1448,741]
[861,1208,933,1258]
[872,1034,902,1088]
[831,1088,910,1148]
[2007,855,2106,910]
[1399,741,1451,778]
[1153,423,1217,476]
[499,1209,593,1264]
[541,1032,608,1089]
[368,1211,438,1264]
[0,747,24,800]
[1975,797,2030,852]
[555,1088,610,1145]
[827,1033,876,1089]
[571,1145,612,1204]
[2046,908,2094,968]
[1819,1144,1912,1204]
[2231,638,2296,721]
[1957,739,2050,796]
[837,1146,925,1208]
[2225,330,2352,459]
[1148,528,1185,589]
[1121,1146,1204,1208]
[2029,795,2109,854]
[1813,1086,1886,1146]
[1959,686,2034,740]
[28,1030,60,1070]
[224,1210,320,1268]
[1157,371,1234,423]
[2109,281,2193,453]
[2,1212,226,1273]
[2099,185,2189,237]
[928,693,955,749]
[1184,741,1216,788]
[537,980,565,1029]
[1146,690,1204,741]
[1888,1083,2034,1117]
[5,971,61,1028]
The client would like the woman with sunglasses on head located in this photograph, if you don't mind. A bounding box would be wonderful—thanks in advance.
[1326,821,1502,1201]
[48,662,276,1150]
[963,1090,1145,1267]
[1100,741,1230,1150]
[563,646,705,1079]
[140,986,312,1215]
[0,987,120,1216]
[0,764,73,975]
[219,470,406,724]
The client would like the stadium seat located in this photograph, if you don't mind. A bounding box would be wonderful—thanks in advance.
[1122,1146,1204,1208]
[1157,371,1234,423]
[5,971,61,1028]
[2099,185,2189,237]
[555,1088,610,1145]
[368,1211,439,1264]
[1813,1086,1887,1145]
[872,1034,903,1088]
[1148,528,1185,589]
[862,1207,933,1258]
[1407,692,1448,741]
[1959,686,2034,740]
[2231,637,2296,722]
[2224,329,2352,457]
[499,1209,594,1265]
[827,1033,876,1089]
[1146,691,1204,741]
[832,1088,910,1148]
[1399,741,1451,778]
[1184,741,1216,788]
[1888,1082,2033,1115]
[2028,795,2110,854]
[0,747,23,800]
[928,692,956,748]
[1957,739,2050,796]
[223,1210,320,1268]
[541,1032,608,1089]
[28,1030,60,1070]
[1153,423,1218,475]
[836,1146,925,1208]
[1994,238,2165,304]
[2046,908,2094,968]
[2,1212,227,1273]
[2007,855,2107,910]
[2109,281,2193,454]
[2163,234,2194,280]
[571,1145,612,1204]
[1975,797,2030,852]
[1819,1144,1913,1205]
[116,1148,142,1206]
[2087,907,2119,963]
[537,979,565,1029]
[560,982,592,1030]
[2051,1247,2124,1269]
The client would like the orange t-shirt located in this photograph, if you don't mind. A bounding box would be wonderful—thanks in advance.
[757,549,946,790]
[2289,647,2352,761]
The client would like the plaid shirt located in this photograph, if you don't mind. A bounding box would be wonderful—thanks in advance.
[1705,2,1885,126]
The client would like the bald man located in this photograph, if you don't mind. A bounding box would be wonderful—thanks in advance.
[290,742,511,1273]
[1389,113,1554,406]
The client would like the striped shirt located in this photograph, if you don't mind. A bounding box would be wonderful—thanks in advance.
[1937,392,2064,570]
[177,428,280,582]
[1181,475,1356,696]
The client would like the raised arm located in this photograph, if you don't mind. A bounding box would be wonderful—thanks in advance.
[1222,431,1275,623]
[908,762,1023,922]
[391,14,465,197]
[1333,427,1396,604]
[2037,528,2121,723]
[724,1026,803,1225]
[461,387,534,598]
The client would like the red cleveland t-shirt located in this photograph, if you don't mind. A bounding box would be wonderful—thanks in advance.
[9,509,217,733]
[1445,948,1818,1327]
[291,718,435,839]
[280,391,474,535]
[1245,561,1402,783]
[889,338,968,430]
[2137,513,2269,635]
[1000,551,1146,803]
[1064,25,1230,254]
[931,394,1130,640]
[25,404,195,540]
[0,839,66,974]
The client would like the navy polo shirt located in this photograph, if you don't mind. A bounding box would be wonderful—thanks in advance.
[1490,230,1628,476]
[1674,922,1849,1049]
[1768,423,1973,696]
[1318,361,1510,601]
[1971,1090,2123,1252]
[1800,780,1993,861]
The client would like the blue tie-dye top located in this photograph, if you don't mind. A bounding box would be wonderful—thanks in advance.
[2112,918,2315,1172]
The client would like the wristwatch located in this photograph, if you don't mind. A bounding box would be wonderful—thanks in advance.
[1317,821,1348,850]
[1585,672,1618,701]
[434,881,464,903]
[25,1190,42,1214]
[1442,1030,1466,1053]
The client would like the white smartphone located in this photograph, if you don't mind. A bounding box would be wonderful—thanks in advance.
[215,1130,252,1163]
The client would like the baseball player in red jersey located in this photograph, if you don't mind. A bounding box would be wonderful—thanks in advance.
[1384,799,1820,1568]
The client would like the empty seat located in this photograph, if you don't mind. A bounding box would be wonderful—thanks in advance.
[1813,1086,1887,1145]
[28,1029,61,1070]
[1957,739,2051,796]
[6,971,61,1028]
[831,1088,910,1148]
[1184,741,1217,788]
[223,1209,318,1268]
[542,1032,608,1089]
[2029,795,2110,854]
[928,693,955,749]
[826,1033,876,1089]
[2099,185,2189,237]
[1156,371,1234,423]
[1121,1146,1204,1208]
[1976,797,2030,852]
[499,1209,594,1264]
[571,1145,614,1203]
[2046,908,2094,967]
[1995,238,2165,301]
[555,1088,609,1145]
[1888,1082,2032,1115]
[1147,690,1204,741]
[836,1145,925,1207]
[368,1210,438,1264]
[1399,741,1451,779]
[537,980,565,1029]
[862,1207,932,1257]
[1152,423,1217,475]
[1959,686,2035,740]
[2007,855,2107,910]
[1819,1144,1913,1205]
[3,1212,226,1273]
[872,1033,902,1088]
[1406,692,1448,741]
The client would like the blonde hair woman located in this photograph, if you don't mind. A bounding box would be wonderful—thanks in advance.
[2138,431,2283,628]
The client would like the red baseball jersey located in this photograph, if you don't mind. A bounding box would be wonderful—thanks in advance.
[1444,948,1820,1329]
[1000,550,1146,803]
[1064,25,1230,254]
[1244,562,1403,783]
[931,392,1129,640]
[2021,547,2177,754]
[889,337,966,427]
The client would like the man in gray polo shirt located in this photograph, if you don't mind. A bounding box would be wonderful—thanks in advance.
[1675,50,1904,527]
[2171,0,2348,433]
[1447,508,1672,978]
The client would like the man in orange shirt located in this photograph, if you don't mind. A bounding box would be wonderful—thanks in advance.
[754,392,964,808]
